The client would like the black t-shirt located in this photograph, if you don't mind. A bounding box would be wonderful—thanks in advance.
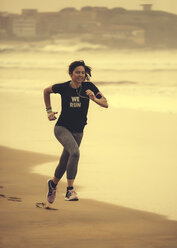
[52,81,100,132]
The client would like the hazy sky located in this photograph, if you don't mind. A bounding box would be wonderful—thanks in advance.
[0,0,177,15]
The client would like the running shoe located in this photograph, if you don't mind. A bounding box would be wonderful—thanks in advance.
[47,180,57,204]
[65,189,79,201]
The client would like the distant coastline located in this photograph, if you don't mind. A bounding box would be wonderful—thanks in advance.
[0,6,177,49]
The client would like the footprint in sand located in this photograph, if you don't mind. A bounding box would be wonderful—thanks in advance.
[7,196,22,202]
[36,202,58,211]
[0,186,22,202]
[0,193,6,198]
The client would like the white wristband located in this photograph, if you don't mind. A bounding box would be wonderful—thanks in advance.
[46,108,52,113]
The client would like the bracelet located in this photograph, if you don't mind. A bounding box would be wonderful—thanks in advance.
[46,107,52,113]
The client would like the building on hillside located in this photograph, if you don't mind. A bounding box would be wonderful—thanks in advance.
[100,25,145,46]
[21,9,38,17]
[11,9,38,38]
[141,4,153,11]
[0,12,10,38]
[59,8,98,33]
[140,0,153,11]
[37,12,61,37]
[12,17,37,38]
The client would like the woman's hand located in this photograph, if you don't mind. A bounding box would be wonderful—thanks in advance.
[85,89,108,108]
[85,89,96,101]
[47,111,58,121]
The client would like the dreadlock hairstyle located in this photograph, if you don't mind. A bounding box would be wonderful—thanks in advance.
[68,60,92,81]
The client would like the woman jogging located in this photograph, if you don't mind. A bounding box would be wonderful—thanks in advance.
[43,60,108,203]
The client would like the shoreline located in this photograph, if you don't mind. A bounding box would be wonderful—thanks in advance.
[0,145,177,248]
[32,160,177,221]
[1,90,177,221]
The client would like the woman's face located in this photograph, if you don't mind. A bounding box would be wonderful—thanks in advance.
[70,66,85,84]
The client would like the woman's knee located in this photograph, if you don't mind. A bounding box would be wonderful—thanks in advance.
[71,149,80,159]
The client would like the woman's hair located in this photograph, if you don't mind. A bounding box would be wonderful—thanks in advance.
[68,60,92,81]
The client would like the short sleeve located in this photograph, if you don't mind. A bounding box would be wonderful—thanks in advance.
[52,83,65,94]
[88,82,99,96]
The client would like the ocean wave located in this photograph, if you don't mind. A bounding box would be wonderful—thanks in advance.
[0,42,106,54]
[0,66,62,70]
[0,64,176,72]
[95,81,138,86]
[0,44,36,53]
[150,68,177,72]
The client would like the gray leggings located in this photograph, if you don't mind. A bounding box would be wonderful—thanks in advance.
[54,126,83,180]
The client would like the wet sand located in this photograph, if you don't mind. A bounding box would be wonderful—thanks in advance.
[0,146,177,248]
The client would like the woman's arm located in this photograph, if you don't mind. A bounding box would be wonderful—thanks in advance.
[86,89,108,108]
[43,85,58,121]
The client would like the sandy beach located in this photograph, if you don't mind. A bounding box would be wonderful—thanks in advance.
[0,89,177,247]
[1,90,177,217]
[0,145,177,248]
